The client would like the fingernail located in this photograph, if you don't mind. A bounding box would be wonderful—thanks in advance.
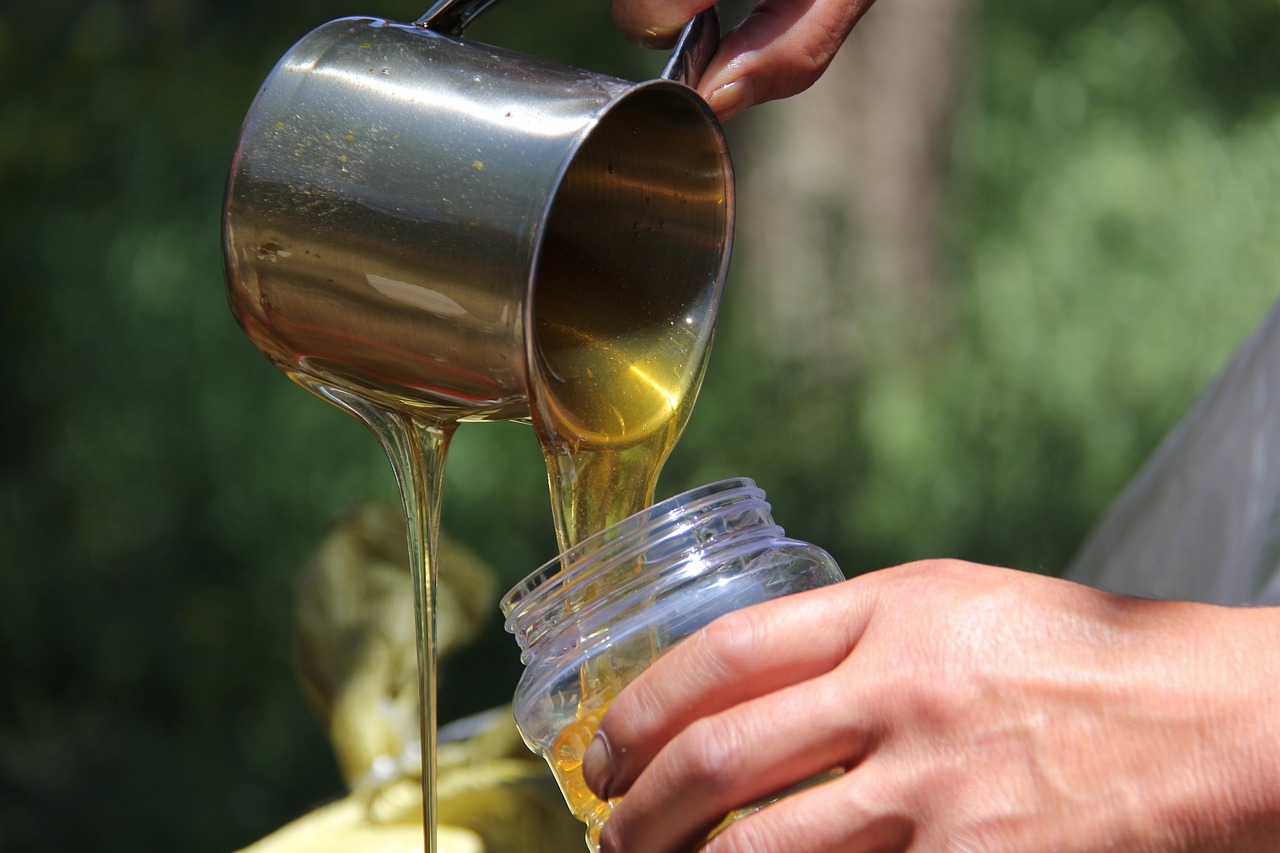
[638,25,680,48]
[705,79,754,122]
[582,731,615,800]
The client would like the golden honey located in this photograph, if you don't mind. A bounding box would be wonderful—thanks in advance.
[550,704,614,848]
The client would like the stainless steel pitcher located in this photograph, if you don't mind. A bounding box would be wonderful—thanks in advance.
[223,0,734,423]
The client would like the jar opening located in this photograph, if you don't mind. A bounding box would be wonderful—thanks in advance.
[500,477,766,628]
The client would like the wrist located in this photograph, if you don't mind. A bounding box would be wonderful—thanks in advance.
[1159,602,1280,850]
[1214,604,1280,849]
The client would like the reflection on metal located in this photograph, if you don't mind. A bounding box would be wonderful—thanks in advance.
[236,505,581,853]
[223,16,732,425]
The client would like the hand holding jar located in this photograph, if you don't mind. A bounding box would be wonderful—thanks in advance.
[582,559,1280,852]
[503,480,845,852]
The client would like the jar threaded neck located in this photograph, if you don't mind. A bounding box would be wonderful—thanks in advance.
[502,478,779,657]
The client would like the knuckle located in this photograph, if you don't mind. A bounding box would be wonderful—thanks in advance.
[674,715,746,788]
[897,662,969,728]
[747,0,849,98]
[695,607,770,677]
[795,29,840,81]
[847,642,965,730]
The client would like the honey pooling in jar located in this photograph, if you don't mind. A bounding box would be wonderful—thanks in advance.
[550,699,846,851]
[551,704,613,849]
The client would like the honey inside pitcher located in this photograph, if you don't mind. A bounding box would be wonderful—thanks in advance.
[530,93,727,556]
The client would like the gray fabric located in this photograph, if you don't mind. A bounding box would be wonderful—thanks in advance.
[1067,301,1280,606]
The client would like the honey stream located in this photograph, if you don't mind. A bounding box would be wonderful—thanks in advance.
[297,380,456,851]
[283,262,715,852]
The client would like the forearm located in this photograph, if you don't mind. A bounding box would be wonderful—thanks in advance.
[1077,598,1280,851]
[1173,603,1280,850]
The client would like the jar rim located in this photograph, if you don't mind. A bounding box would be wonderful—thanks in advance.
[500,477,762,620]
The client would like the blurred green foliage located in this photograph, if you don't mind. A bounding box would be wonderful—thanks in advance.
[0,0,1277,851]
[670,0,1280,579]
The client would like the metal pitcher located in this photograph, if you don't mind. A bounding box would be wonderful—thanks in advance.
[223,0,734,424]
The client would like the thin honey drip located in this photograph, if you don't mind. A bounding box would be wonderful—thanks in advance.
[302,380,457,852]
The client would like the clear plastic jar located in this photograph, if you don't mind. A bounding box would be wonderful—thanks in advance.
[501,478,844,851]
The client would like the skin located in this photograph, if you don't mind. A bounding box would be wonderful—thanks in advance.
[612,0,880,120]
[581,560,1280,852]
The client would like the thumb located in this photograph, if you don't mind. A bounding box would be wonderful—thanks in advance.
[612,0,718,47]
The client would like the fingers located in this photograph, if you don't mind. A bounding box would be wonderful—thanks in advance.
[598,668,877,852]
[700,0,877,120]
[584,580,872,801]
[701,767,914,853]
[612,0,879,120]
[612,0,717,47]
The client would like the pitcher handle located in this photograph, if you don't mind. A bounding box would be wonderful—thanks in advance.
[415,0,503,36]
[659,6,720,89]
[416,0,721,89]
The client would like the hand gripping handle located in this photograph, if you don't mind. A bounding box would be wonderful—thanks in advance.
[416,0,721,89]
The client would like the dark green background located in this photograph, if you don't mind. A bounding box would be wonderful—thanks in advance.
[2,0,1277,850]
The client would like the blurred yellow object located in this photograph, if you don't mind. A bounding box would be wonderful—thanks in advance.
[291,503,496,788]
[236,505,581,853]
[234,797,481,853]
